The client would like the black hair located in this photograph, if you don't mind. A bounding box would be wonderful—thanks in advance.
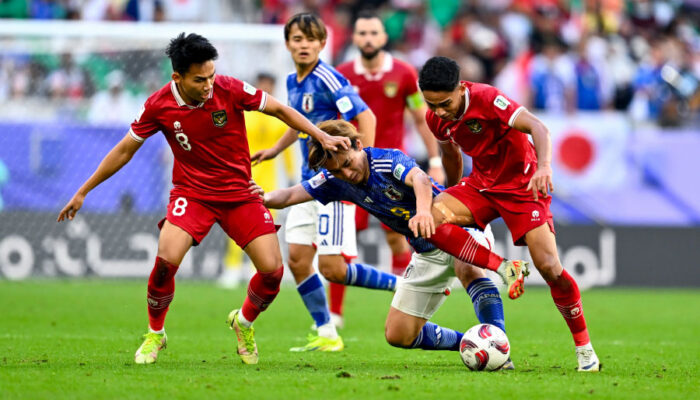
[166,32,219,76]
[256,72,276,84]
[418,56,460,92]
[284,13,327,42]
[355,10,382,24]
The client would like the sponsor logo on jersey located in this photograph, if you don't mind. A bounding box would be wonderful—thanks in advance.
[264,212,271,220]
[211,110,227,127]
[494,95,510,110]
[382,185,403,201]
[336,96,354,113]
[243,81,257,95]
[309,172,327,188]
[302,93,314,113]
[465,119,483,133]
[383,81,398,98]
[393,163,406,180]
[174,121,181,130]
[531,210,540,221]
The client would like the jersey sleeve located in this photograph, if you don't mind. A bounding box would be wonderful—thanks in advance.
[333,82,368,121]
[228,76,267,112]
[388,150,420,184]
[129,97,160,142]
[402,67,424,110]
[483,86,526,128]
[300,171,341,205]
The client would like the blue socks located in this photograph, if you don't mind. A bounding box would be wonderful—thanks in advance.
[410,322,463,351]
[297,274,330,327]
[467,277,506,332]
[345,263,397,291]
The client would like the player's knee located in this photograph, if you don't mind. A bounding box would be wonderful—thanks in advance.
[318,263,345,283]
[535,254,562,282]
[384,326,414,348]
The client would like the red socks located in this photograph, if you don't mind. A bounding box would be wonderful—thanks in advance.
[328,282,346,316]
[427,224,503,271]
[391,251,412,276]
[547,269,590,346]
[147,257,179,331]
[241,266,284,322]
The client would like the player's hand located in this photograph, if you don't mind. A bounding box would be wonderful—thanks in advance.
[408,211,436,239]
[526,165,554,201]
[57,192,85,222]
[249,180,264,200]
[251,148,278,166]
[319,134,350,152]
[428,166,445,186]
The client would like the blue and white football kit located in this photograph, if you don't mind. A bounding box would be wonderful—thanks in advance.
[303,147,505,328]
[285,59,369,257]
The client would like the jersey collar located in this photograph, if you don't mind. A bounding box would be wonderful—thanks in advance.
[170,80,213,109]
[456,82,470,121]
[353,52,393,81]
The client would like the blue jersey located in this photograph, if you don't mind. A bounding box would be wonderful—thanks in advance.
[301,147,443,253]
[287,60,369,180]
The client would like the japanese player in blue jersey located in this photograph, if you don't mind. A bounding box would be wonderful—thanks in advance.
[251,13,388,352]
[256,120,519,367]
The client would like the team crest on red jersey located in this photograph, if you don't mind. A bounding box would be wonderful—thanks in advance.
[211,110,227,127]
[302,93,314,113]
[465,119,483,133]
[383,82,398,98]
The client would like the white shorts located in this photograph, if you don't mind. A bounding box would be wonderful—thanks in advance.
[285,200,357,257]
[391,226,495,320]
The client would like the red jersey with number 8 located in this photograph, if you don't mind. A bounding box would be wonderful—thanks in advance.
[130,76,267,203]
[426,81,538,192]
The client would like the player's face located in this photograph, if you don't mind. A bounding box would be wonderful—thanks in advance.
[422,84,466,121]
[286,24,326,68]
[323,148,369,185]
[173,60,216,104]
[353,18,387,60]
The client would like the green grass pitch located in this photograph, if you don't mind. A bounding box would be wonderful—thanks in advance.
[1,280,698,399]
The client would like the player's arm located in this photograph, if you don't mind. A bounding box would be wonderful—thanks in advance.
[57,133,142,222]
[261,95,350,151]
[512,109,553,200]
[403,166,436,239]
[352,108,376,147]
[261,183,314,209]
[440,140,463,187]
[408,106,444,184]
[251,127,298,166]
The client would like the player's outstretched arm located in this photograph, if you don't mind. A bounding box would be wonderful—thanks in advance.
[261,95,350,151]
[57,132,142,222]
[404,167,436,238]
[409,107,445,185]
[251,127,298,166]
[512,109,554,200]
[439,141,463,187]
[353,109,376,147]
[261,184,314,209]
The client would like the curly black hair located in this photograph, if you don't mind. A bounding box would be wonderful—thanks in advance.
[418,56,460,92]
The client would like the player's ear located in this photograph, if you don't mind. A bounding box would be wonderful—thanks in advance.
[319,39,327,50]
[172,72,181,83]
[354,139,363,151]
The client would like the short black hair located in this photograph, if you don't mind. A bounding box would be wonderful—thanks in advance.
[418,56,460,92]
[166,32,218,76]
[355,10,382,24]
[256,72,276,84]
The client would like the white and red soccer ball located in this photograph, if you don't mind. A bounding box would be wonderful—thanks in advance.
[459,324,511,371]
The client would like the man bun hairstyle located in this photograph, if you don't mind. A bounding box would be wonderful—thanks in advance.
[418,56,460,92]
[308,120,361,171]
[284,12,327,42]
[166,32,219,75]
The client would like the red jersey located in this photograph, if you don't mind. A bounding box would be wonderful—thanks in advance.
[337,54,423,150]
[426,81,537,192]
[130,76,267,203]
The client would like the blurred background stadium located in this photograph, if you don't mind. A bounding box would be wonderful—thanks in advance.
[0,0,698,288]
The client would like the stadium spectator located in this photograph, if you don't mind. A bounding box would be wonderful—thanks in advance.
[87,69,140,125]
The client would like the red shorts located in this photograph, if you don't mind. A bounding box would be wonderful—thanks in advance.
[158,195,277,248]
[355,207,392,232]
[444,179,555,246]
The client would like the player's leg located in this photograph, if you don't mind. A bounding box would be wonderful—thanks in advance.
[319,254,397,292]
[285,202,341,351]
[428,191,528,298]
[385,229,412,276]
[221,202,282,364]
[385,308,463,350]
[525,223,599,372]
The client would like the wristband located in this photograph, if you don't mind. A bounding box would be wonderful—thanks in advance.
[429,157,442,168]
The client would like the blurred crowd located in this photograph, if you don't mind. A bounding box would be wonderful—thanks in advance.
[0,0,698,127]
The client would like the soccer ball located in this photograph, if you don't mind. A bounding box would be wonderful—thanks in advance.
[459,324,510,371]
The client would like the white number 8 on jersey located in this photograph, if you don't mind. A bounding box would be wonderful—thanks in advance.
[175,132,191,151]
